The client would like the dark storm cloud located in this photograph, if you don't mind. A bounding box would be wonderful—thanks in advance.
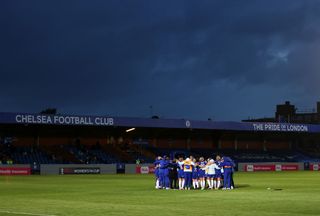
[0,0,320,120]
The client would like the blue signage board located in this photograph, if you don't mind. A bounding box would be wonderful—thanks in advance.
[0,112,319,133]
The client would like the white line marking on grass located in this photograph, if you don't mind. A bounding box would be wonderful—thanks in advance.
[0,210,57,216]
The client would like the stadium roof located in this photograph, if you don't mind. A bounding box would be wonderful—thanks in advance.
[0,112,319,133]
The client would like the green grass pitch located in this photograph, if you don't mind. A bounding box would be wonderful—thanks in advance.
[0,171,320,216]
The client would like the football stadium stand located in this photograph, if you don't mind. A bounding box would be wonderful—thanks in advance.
[0,112,320,167]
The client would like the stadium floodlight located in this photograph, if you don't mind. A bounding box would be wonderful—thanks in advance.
[126,128,136,132]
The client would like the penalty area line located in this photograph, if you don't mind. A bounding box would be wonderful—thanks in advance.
[0,210,57,216]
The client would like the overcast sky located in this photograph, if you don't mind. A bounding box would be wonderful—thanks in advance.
[1,1,320,121]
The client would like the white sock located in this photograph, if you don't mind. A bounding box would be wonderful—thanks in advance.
[156,179,159,188]
[217,180,221,189]
[196,181,199,188]
[211,180,214,188]
[213,180,217,189]
[207,179,211,188]
[193,181,196,189]
[182,180,185,189]
[201,180,205,188]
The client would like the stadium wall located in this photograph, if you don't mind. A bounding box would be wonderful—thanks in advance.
[125,164,138,174]
[238,162,304,171]
[125,164,155,174]
[40,164,153,175]
[38,163,320,174]
[40,164,117,175]
[0,164,31,175]
[309,163,320,171]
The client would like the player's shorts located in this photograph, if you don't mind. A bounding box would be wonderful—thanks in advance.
[207,174,214,178]
[214,173,222,179]
[198,169,206,178]
[178,169,184,178]
[192,171,198,179]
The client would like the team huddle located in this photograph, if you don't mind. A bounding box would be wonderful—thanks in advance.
[154,155,235,190]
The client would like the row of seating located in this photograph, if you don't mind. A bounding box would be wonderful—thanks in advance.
[2,144,320,164]
[10,147,55,164]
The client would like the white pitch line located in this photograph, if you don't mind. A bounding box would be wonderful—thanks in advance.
[0,210,57,216]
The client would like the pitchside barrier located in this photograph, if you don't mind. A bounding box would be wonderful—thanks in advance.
[40,164,117,175]
[131,164,155,174]
[309,163,320,171]
[132,163,312,173]
[3,163,320,175]
[134,163,307,173]
[41,164,155,175]
[0,164,31,175]
[238,162,304,172]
